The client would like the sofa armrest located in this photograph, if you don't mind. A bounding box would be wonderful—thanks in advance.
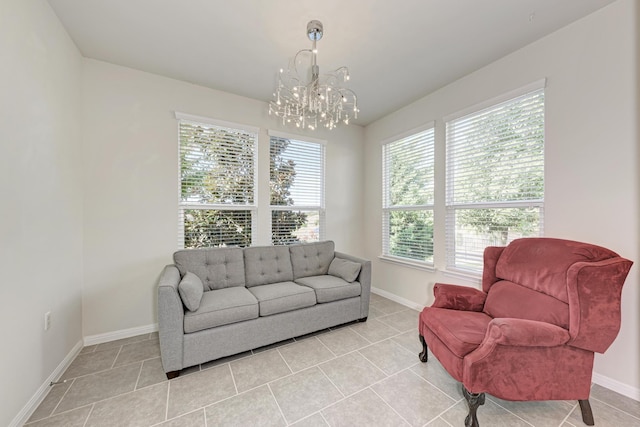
[157,264,184,373]
[335,251,371,319]
[432,283,486,311]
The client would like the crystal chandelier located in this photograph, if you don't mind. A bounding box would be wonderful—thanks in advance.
[269,20,358,131]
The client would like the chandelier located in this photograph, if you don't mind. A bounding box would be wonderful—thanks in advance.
[269,20,358,131]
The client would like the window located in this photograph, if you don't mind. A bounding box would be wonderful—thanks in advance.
[445,85,545,273]
[382,125,435,266]
[269,131,325,245]
[177,113,257,248]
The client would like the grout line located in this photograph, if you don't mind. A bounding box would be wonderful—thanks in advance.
[227,363,238,395]
[317,364,346,398]
[558,401,578,426]
[591,396,640,421]
[275,348,295,375]
[134,361,144,390]
[369,386,413,426]
[165,380,170,422]
[81,403,95,427]
[267,383,289,425]
[48,378,76,418]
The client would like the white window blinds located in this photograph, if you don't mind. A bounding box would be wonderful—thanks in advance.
[178,115,257,248]
[269,132,325,245]
[382,126,435,265]
[445,88,545,272]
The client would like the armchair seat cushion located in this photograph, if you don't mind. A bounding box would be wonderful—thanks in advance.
[420,308,492,358]
[248,282,316,316]
[295,275,361,303]
[184,287,258,333]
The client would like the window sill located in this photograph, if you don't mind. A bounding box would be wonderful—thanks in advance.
[378,255,435,273]
[440,268,482,284]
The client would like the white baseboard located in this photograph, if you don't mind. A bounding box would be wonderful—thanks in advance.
[371,287,640,403]
[371,286,425,312]
[10,340,84,427]
[593,372,640,402]
[83,323,158,346]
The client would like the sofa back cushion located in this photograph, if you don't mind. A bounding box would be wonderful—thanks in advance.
[174,247,245,291]
[244,245,293,287]
[494,238,619,303]
[289,241,335,280]
[483,280,570,329]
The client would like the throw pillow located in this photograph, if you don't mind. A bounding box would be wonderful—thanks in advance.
[178,272,204,312]
[328,258,361,282]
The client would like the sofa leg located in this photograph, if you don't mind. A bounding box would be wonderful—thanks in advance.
[166,370,180,380]
[462,386,485,427]
[358,317,368,322]
[418,334,428,362]
[578,399,595,426]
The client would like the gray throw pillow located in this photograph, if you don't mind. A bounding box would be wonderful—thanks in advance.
[328,258,361,282]
[178,272,204,311]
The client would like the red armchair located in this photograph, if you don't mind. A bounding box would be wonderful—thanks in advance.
[418,238,633,427]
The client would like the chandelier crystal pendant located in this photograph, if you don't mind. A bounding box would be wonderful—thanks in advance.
[269,20,358,131]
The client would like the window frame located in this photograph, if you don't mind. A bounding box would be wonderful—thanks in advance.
[268,130,326,245]
[381,123,436,269]
[444,80,546,275]
[176,112,258,249]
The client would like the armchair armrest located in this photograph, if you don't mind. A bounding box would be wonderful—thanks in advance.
[482,318,570,348]
[432,283,486,311]
[157,264,184,372]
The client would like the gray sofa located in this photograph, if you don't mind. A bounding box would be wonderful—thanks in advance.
[157,240,371,378]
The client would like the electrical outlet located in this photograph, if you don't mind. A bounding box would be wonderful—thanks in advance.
[44,312,51,331]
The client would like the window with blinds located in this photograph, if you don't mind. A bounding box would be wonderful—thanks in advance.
[177,113,257,248]
[382,126,435,265]
[445,87,544,272]
[269,131,325,245]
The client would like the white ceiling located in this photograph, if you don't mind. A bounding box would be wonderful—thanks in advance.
[47,0,615,126]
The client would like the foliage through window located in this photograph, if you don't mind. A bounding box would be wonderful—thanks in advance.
[382,126,435,265]
[178,114,257,248]
[445,87,545,272]
[269,132,325,245]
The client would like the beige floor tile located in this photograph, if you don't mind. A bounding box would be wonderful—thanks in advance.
[322,388,409,426]
[85,382,168,427]
[230,350,291,393]
[55,362,141,413]
[200,351,252,370]
[367,306,386,319]
[370,298,408,315]
[156,409,205,427]
[489,396,574,427]
[392,330,423,355]
[359,339,417,375]
[440,399,531,427]
[113,338,161,367]
[425,417,453,427]
[317,327,370,356]
[167,364,236,419]
[348,318,399,343]
[410,356,461,400]
[137,357,168,389]
[24,406,92,427]
[79,345,97,355]
[27,381,72,422]
[566,396,640,427]
[378,309,420,333]
[60,348,119,380]
[270,367,342,424]
[319,351,386,397]
[591,383,640,419]
[289,413,329,426]
[278,337,334,372]
[95,333,151,351]
[372,370,456,426]
[205,385,285,426]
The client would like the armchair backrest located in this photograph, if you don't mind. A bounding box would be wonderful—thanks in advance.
[481,238,633,353]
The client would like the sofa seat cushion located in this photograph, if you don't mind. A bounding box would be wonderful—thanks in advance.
[420,307,492,358]
[248,282,316,316]
[184,287,259,333]
[295,275,361,303]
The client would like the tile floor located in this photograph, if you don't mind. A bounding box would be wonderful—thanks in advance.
[25,294,640,427]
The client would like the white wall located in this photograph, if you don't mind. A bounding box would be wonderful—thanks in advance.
[0,1,84,425]
[363,0,640,396]
[81,60,365,337]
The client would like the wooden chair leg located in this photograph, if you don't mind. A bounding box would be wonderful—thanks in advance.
[462,386,485,427]
[419,334,428,362]
[578,399,595,426]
